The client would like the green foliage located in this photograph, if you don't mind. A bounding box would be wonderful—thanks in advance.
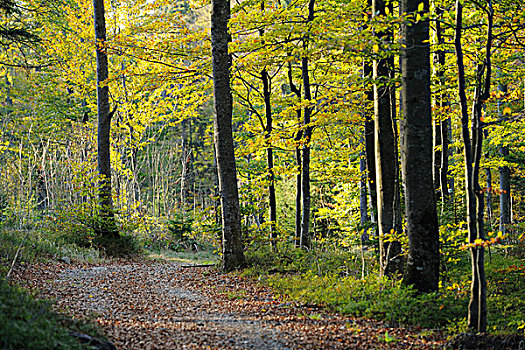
[246,240,524,333]
[46,203,143,258]
[485,253,525,333]
[0,280,93,350]
[0,228,100,265]
[267,271,467,329]
[244,241,369,277]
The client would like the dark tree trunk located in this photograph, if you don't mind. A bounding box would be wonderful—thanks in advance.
[454,0,492,332]
[299,0,315,249]
[364,61,378,231]
[373,0,401,277]
[359,150,369,238]
[498,84,510,235]
[436,6,450,208]
[211,0,246,271]
[287,62,303,247]
[433,115,442,198]
[93,0,118,238]
[400,0,440,293]
[258,5,277,244]
[363,0,377,236]
[485,148,493,225]
[499,145,510,234]
[261,67,277,243]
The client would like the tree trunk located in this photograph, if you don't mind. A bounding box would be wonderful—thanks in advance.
[93,0,118,237]
[211,0,246,271]
[287,61,302,247]
[359,149,369,242]
[498,83,510,235]
[363,61,377,232]
[499,146,510,234]
[400,0,440,293]
[485,159,493,225]
[299,0,315,249]
[373,0,401,277]
[454,0,492,332]
[433,114,442,198]
[261,67,277,244]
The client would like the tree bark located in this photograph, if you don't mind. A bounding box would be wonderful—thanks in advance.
[363,61,377,231]
[261,67,277,244]
[93,0,118,237]
[454,0,491,332]
[299,0,315,249]
[373,0,401,277]
[287,61,302,247]
[435,7,450,208]
[498,83,510,235]
[499,145,510,234]
[211,0,246,271]
[400,0,440,293]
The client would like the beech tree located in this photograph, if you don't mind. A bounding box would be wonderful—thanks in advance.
[454,0,494,332]
[93,0,118,237]
[400,0,440,293]
[211,0,246,271]
[373,0,401,276]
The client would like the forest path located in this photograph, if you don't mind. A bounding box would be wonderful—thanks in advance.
[14,259,446,349]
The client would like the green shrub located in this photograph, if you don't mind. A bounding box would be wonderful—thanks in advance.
[0,229,100,265]
[0,280,92,350]
[267,272,467,329]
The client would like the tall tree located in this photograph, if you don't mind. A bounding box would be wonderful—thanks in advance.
[498,83,511,235]
[287,61,303,247]
[258,3,277,243]
[211,0,246,271]
[435,3,450,210]
[373,0,402,277]
[93,0,118,237]
[299,0,315,249]
[454,0,493,332]
[400,0,440,293]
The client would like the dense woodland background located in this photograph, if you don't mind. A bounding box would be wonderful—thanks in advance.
[1,0,524,343]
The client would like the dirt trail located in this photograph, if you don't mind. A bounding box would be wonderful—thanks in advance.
[14,260,446,349]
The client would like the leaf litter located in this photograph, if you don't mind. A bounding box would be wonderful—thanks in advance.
[13,260,448,349]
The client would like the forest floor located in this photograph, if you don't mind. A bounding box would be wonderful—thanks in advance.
[12,258,449,349]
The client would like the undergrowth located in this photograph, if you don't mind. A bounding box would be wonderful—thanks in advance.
[244,242,524,334]
[0,279,102,350]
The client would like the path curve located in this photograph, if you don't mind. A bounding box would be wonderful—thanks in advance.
[14,260,446,349]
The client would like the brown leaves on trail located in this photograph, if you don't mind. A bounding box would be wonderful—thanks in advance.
[14,260,447,349]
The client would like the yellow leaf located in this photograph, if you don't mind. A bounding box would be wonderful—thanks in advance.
[385,7,390,15]
[373,44,380,53]
[503,107,512,115]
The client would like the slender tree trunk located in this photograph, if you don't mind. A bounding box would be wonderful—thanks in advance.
[287,61,303,247]
[211,0,245,271]
[261,67,277,243]
[359,149,369,241]
[299,0,315,249]
[400,0,440,293]
[364,61,378,231]
[373,0,401,276]
[93,0,118,237]
[258,3,277,244]
[499,145,510,234]
[498,83,510,235]
[454,0,492,332]
[433,114,442,198]
[485,139,493,225]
